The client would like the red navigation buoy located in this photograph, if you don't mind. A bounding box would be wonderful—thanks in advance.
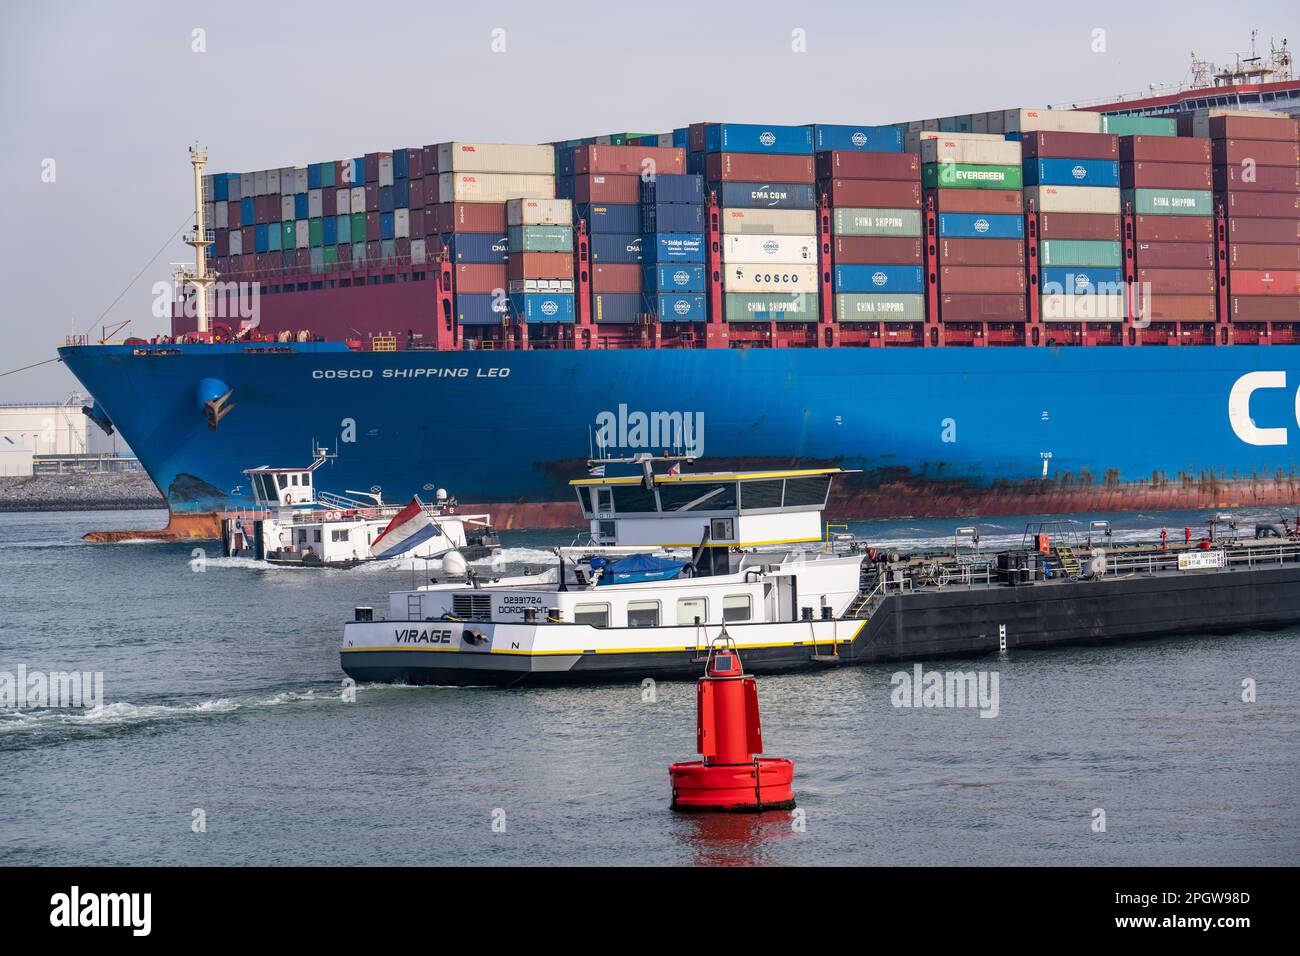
[669,636,795,813]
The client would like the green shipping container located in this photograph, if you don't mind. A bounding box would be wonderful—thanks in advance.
[835,293,925,322]
[280,222,294,248]
[351,213,365,242]
[724,292,819,322]
[921,162,1022,190]
[267,224,281,252]
[1103,115,1177,137]
[337,214,352,244]
[832,207,923,237]
[507,225,573,252]
[320,163,336,188]
[323,246,338,269]
[309,217,323,247]
[1040,239,1122,267]
[1122,188,1213,217]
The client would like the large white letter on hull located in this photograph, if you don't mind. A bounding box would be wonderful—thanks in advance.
[1228,371,1288,446]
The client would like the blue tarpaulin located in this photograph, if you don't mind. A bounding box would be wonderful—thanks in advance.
[597,554,688,585]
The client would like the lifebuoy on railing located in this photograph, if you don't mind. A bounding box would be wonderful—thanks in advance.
[284,494,294,505]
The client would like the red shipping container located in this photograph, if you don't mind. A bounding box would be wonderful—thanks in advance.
[395,237,411,260]
[507,252,574,279]
[1134,242,1215,269]
[365,184,380,212]
[940,265,1025,294]
[815,151,919,181]
[1223,191,1300,217]
[253,195,271,224]
[1230,244,1300,270]
[822,179,921,208]
[938,238,1025,266]
[407,148,424,180]
[1228,217,1300,243]
[227,200,242,229]
[298,248,315,268]
[1212,138,1300,166]
[214,229,229,257]
[1119,136,1211,164]
[214,256,228,273]
[424,174,438,205]
[365,213,381,242]
[939,294,1026,322]
[364,153,380,184]
[833,236,923,265]
[409,209,424,237]
[1229,270,1300,296]
[454,263,507,293]
[337,244,351,267]
[1137,268,1215,294]
[1214,165,1300,192]
[1137,294,1217,323]
[422,145,438,175]
[1200,115,1300,142]
[706,153,815,183]
[241,227,255,254]
[931,188,1023,214]
[1230,295,1300,321]
[1134,215,1213,242]
[574,174,640,204]
[408,178,425,208]
[432,202,507,233]
[1038,212,1121,240]
[1121,161,1212,190]
[1021,130,1118,160]
[591,263,642,292]
[573,145,685,176]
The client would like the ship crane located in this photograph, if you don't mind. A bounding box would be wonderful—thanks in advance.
[176,144,218,335]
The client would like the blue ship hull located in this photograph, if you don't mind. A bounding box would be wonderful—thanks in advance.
[57,343,1300,528]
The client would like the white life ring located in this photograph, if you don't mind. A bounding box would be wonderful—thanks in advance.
[284,493,294,505]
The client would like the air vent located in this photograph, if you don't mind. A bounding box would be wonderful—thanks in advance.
[452,593,492,622]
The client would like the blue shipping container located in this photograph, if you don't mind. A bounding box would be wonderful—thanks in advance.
[641,173,704,206]
[645,264,706,293]
[445,233,510,263]
[394,179,409,208]
[702,123,813,155]
[380,213,394,241]
[341,158,363,187]
[643,232,706,263]
[1039,267,1125,293]
[642,203,704,233]
[937,213,1025,240]
[672,127,689,149]
[379,186,394,213]
[593,293,644,323]
[213,174,229,202]
[512,293,575,324]
[457,293,512,325]
[254,223,269,254]
[578,203,641,234]
[834,265,925,294]
[337,214,352,244]
[718,182,816,210]
[1024,158,1120,188]
[308,164,322,190]
[555,176,575,201]
[590,234,643,263]
[393,149,408,180]
[267,225,281,252]
[323,216,337,246]
[657,294,706,322]
[241,197,255,223]
[811,124,904,153]
[294,193,309,219]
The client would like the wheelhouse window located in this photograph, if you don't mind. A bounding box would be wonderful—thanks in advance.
[659,482,737,513]
[611,484,659,514]
[574,604,610,627]
[783,475,831,508]
[676,597,708,625]
[723,595,752,623]
[740,479,784,511]
[331,529,349,543]
[627,600,660,627]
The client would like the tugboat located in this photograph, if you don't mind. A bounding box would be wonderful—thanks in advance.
[221,449,499,568]
[340,453,1300,686]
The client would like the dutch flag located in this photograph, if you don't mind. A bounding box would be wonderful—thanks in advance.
[588,465,606,477]
[371,497,440,559]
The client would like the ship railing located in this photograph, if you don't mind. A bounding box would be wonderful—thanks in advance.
[1085,541,1300,577]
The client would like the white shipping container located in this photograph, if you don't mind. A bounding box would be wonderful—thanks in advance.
[411,238,427,265]
[436,142,555,175]
[229,230,242,255]
[510,278,576,293]
[240,173,254,199]
[226,176,241,202]
[279,168,294,193]
[972,111,990,134]
[438,172,556,204]
[722,234,818,264]
[507,197,573,226]
[1025,185,1120,214]
[266,169,281,194]
[656,133,674,148]
[906,129,1005,152]
[724,263,818,293]
[1003,108,1102,135]
[215,201,228,229]
[920,137,1021,165]
[203,202,215,226]
[394,209,410,239]
[378,154,394,187]
[720,208,818,236]
[295,221,309,249]
[1041,293,1125,322]
[335,189,350,216]
[293,167,308,193]
[280,196,294,221]
[253,170,268,196]
[202,176,214,202]
[307,189,323,218]
[350,187,366,215]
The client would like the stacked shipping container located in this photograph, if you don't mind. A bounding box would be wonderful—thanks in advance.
[1119,132,1216,342]
[690,123,819,323]
[506,198,575,324]
[640,173,706,322]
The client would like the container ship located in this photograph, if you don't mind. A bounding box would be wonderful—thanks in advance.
[57,42,1300,539]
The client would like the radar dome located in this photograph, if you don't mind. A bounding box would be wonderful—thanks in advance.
[442,550,468,577]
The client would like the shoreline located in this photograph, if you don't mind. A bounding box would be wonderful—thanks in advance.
[0,473,165,514]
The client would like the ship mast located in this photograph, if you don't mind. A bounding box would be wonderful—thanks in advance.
[177,145,217,334]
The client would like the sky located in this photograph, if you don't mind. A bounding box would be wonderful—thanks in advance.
[0,0,1295,400]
